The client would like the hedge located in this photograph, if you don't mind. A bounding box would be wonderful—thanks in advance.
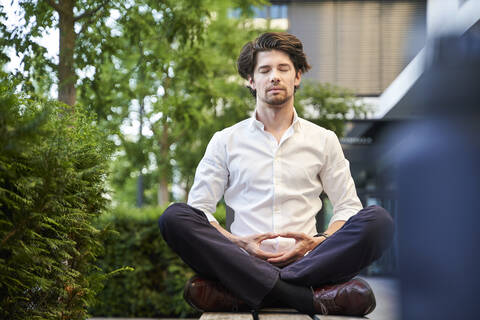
[90,204,226,318]
[0,74,111,319]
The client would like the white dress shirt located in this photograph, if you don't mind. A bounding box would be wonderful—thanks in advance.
[187,109,362,253]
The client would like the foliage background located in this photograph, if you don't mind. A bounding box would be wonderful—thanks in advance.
[90,205,226,318]
[0,73,112,319]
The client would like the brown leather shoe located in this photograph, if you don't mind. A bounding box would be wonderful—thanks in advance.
[183,275,250,312]
[313,278,376,316]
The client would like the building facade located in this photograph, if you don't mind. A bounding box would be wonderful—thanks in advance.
[243,0,479,275]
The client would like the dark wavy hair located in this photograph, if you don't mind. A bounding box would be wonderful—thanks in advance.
[237,32,311,96]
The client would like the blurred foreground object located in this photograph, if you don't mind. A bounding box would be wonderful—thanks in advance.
[395,33,480,319]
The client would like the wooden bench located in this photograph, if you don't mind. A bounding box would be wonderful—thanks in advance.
[199,308,366,320]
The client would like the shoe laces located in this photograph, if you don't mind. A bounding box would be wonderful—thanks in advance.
[321,298,341,314]
[318,301,328,315]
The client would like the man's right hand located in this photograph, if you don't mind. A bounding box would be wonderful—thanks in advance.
[234,233,284,260]
[210,222,283,260]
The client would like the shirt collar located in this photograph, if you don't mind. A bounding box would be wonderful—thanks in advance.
[249,108,301,132]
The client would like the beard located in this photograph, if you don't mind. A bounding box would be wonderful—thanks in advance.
[261,88,292,106]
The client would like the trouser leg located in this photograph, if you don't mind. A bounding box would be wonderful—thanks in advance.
[280,205,394,286]
[158,203,279,307]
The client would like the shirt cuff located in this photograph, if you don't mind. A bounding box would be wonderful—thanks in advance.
[202,211,218,223]
[187,201,219,223]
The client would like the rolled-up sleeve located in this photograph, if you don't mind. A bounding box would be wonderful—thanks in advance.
[187,132,229,222]
[319,130,363,226]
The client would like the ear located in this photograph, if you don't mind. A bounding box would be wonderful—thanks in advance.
[294,70,302,87]
[248,75,256,90]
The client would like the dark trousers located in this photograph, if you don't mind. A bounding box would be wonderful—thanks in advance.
[158,203,394,307]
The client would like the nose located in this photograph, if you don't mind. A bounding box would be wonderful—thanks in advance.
[270,70,280,83]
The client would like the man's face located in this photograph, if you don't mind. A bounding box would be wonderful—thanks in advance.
[249,49,301,107]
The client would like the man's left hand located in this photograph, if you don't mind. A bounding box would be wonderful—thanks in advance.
[267,232,324,267]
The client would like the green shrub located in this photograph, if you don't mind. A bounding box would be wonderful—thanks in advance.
[0,74,112,319]
[90,204,226,318]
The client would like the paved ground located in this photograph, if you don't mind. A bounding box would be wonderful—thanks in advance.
[89,276,400,320]
[363,277,400,320]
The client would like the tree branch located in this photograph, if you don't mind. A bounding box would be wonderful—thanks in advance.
[45,0,63,14]
[74,0,109,22]
[1,228,17,247]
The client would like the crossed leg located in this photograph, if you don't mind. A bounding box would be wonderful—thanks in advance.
[159,203,393,308]
[159,203,279,307]
[281,205,394,286]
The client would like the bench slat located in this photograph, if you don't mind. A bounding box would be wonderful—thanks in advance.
[259,314,311,320]
[200,312,253,320]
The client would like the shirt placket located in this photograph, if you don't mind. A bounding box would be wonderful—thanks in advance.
[262,124,295,252]
[272,146,279,252]
[273,148,281,219]
[273,126,294,236]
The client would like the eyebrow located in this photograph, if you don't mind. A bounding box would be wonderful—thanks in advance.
[257,63,291,70]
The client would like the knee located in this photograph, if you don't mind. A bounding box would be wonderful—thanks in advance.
[362,206,393,232]
[358,205,394,247]
[158,202,189,235]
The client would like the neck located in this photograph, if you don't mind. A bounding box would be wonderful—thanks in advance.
[256,103,294,135]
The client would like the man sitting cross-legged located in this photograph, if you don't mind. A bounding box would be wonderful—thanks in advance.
[159,32,394,316]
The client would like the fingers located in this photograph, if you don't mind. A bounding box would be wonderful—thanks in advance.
[242,233,284,260]
[253,232,279,242]
[267,249,300,265]
[243,232,311,263]
[254,249,284,260]
[268,250,296,263]
[268,251,300,267]
[276,232,308,240]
